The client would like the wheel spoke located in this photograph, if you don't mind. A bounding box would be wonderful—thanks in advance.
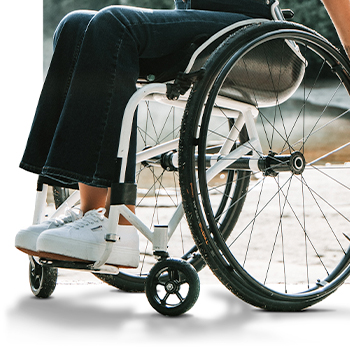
[161,292,171,305]
[175,292,185,303]
[228,175,292,248]
[263,176,293,289]
[243,177,265,267]
[298,174,347,253]
[307,142,350,167]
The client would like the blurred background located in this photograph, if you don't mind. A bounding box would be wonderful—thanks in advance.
[43,0,341,75]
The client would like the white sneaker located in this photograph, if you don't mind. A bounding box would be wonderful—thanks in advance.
[36,208,139,268]
[15,207,82,256]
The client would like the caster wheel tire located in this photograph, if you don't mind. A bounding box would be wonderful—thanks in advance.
[29,257,58,298]
[146,258,200,316]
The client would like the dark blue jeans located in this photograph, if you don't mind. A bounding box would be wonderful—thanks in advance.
[20,4,250,188]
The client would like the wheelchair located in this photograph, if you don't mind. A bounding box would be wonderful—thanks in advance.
[27,1,350,316]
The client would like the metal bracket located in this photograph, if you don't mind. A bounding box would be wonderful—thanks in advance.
[316,279,329,287]
[152,225,169,260]
[166,68,205,100]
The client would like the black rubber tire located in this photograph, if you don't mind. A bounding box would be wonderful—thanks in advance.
[179,21,350,311]
[29,257,58,298]
[145,258,200,316]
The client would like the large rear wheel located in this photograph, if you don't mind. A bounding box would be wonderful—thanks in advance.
[180,22,350,311]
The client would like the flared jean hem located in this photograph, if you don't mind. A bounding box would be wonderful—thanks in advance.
[20,161,111,188]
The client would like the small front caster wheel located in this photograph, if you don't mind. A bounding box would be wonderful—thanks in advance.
[146,258,200,316]
[29,257,58,298]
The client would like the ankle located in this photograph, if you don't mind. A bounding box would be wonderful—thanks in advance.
[81,206,106,215]
[78,183,108,215]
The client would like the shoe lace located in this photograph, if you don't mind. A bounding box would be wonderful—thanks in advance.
[70,208,106,229]
[53,207,82,226]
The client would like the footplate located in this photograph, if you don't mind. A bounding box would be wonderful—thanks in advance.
[39,258,120,275]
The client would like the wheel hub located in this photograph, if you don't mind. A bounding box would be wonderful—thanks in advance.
[261,151,306,177]
[289,151,305,175]
[165,280,180,294]
[220,151,306,176]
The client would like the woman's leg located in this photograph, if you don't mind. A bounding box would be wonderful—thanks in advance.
[79,183,108,214]
[20,6,250,266]
[20,10,96,174]
[22,5,250,188]
[79,183,135,223]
